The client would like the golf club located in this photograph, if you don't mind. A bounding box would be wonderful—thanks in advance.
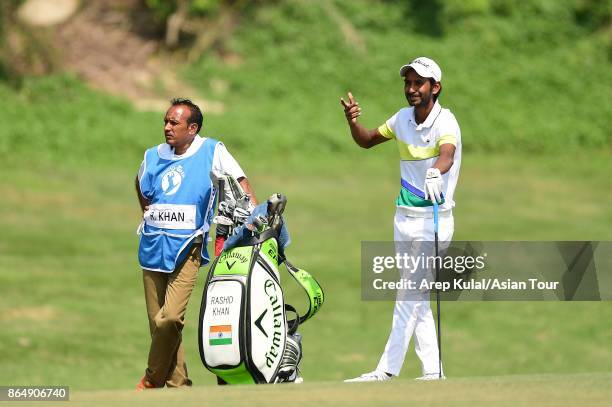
[433,201,442,379]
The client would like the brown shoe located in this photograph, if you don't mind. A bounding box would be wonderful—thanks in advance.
[136,376,157,391]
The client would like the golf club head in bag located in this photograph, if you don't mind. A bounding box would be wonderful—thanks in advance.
[267,193,287,233]
[210,170,253,212]
[210,170,255,254]
[275,332,302,383]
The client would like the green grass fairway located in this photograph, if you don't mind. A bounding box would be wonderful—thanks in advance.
[1,151,611,392]
[66,373,612,407]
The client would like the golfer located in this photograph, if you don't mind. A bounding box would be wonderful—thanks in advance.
[341,57,461,381]
[134,98,256,390]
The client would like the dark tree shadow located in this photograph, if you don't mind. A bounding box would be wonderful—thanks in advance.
[402,0,444,37]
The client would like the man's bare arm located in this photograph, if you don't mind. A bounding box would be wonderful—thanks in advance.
[135,176,150,212]
[340,92,390,149]
[432,143,455,174]
[238,177,258,205]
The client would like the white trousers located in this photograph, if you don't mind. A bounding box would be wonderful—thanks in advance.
[376,209,454,376]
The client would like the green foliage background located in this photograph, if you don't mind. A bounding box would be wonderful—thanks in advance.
[1,0,610,164]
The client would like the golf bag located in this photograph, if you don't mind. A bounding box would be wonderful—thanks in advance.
[198,181,324,384]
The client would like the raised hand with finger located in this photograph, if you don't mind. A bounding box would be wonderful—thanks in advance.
[339,91,389,149]
[340,92,362,124]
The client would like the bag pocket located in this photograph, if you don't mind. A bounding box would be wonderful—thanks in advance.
[200,278,244,368]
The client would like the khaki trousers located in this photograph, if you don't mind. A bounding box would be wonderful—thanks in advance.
[142,243,201,387]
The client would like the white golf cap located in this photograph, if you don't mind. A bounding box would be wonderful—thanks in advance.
[399,57,442,82]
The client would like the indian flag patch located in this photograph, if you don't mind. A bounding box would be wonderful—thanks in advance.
[209,325,232,346]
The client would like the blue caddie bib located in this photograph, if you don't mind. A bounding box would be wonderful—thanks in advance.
[138,137,218,272]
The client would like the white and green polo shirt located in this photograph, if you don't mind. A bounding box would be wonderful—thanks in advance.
[378,100,461,215]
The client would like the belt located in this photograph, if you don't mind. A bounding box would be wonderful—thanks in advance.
[396,205,452,219]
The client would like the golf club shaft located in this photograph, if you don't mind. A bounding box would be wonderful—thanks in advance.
[433,202,442,378]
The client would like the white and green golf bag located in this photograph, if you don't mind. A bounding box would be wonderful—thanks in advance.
[198,193,324,384]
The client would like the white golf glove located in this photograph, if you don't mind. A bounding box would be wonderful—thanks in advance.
[424,168,444,204]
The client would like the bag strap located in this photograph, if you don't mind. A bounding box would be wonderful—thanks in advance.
[282,258,325,326]
[284,304,300,335]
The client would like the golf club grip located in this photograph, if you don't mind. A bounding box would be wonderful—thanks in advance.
[433,201,439,234]
[214,236,226,256]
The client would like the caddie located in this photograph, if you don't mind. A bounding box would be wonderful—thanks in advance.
[134,98,257,390]
[340,57,461,381]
